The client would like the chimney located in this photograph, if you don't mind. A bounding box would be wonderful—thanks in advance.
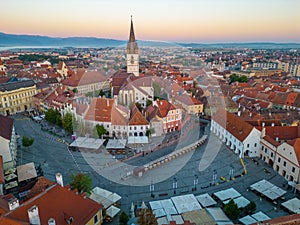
[56,173,64,187]
[249,112,252,118]
[276,137,279,142]
[28,205,41,225]
[271,123,275,127]
[262,122,265,127]
[48,218,56,225]
[8,197,19,211]
[107,99,109,107]
[237,111,241,116]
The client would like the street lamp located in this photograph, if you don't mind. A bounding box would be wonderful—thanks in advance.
[193,174,198,191]
[212,170,217,186]
[150,180,155,198]
[173,177,177,194]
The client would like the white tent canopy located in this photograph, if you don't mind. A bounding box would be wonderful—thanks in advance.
[239,211,270,225]
[106,139,127,149]
[250,179,286,200]
[127,136,149,144]
[251,211,270,221]
[224,196,250,209]
[214,188,241,201]
[70,137,105,149]
[106,205,120,218]
[89,187,121,209]
[196,193,217,208]
[17,162,37,182]
[239,215,257,225]
[282,198,300,214]
[171,194,202,214]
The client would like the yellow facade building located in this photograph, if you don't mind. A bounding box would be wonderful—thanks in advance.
[0,80,37,116]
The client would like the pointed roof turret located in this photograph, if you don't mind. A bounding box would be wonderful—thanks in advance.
[129,15,136,43]
[127,16,138,54]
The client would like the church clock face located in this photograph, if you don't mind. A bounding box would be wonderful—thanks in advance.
[130,55,134,64]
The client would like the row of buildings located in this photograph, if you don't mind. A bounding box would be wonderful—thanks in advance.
[211,109,300,183]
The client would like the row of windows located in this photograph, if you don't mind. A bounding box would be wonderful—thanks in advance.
[246,143,257,148]
[2,91,35,101]
[129,126,148,130]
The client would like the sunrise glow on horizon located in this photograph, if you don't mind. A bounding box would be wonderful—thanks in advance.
[1,0,300,43]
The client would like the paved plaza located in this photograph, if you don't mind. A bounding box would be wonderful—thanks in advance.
[13,114,299,224]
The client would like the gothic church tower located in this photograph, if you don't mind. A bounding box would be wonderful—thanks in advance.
[126,16,139,77]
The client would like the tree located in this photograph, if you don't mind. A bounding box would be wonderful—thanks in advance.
[95,124,107,138]
[246,201,256,213]
[62,113,73,133]
[136,102,143,111]
[45,109,62,125]
[119,211,129,225]
[45,108,57,123]
[22,136,34,147]
[99,89,105,97]
[146,99,152,107]
[69,173,92,195]
[223,199,240,220]
[146,128,154,137]
[137,209,157,225]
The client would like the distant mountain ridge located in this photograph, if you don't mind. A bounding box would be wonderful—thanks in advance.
[0,32,300,49]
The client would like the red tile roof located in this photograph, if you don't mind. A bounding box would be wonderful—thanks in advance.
[6,184,102,225]
[265,126,300,141]
[84,98,114,122]
[0,217,25,225]
[129,105,149,126]
[62,69,108,87]
[26,177,55,200]
[0,115,13,140]
[288,138,300,166]
[249,214,300,225]
[213,109,254,142]
[156,99,177,117]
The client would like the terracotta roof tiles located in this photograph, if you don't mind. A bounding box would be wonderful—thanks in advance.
[213,109,254,142]
[0,115,13,140]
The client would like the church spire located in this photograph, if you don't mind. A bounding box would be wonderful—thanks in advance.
[129,15,136,43]
[127,16,138,54]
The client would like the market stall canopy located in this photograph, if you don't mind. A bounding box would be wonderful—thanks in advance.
[17,162,37,182]
[70,137,105,149]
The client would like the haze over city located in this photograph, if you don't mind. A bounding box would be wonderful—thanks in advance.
[1,0,300,43]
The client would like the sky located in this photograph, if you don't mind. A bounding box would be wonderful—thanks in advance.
[1,0,300,43]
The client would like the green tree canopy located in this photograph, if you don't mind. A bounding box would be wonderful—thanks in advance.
[224,199,240,220]
[62,113,73,133]
[229,74,248,84]
[69,173,92,195]
[22,136,34,147]
[95,124,107,138]
[146,99,152,107]
[246,201,256,213]
[45,109,62,125]
[119,211,129,225]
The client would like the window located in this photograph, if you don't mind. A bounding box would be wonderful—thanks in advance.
[261,146,264,150]
[278,157,281,163]
[247,144,249,148]
[94,214,98,224]
[292,167,295,173]
[283,161,286,167]
[271,152,273,157]
[254,143,257,147]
